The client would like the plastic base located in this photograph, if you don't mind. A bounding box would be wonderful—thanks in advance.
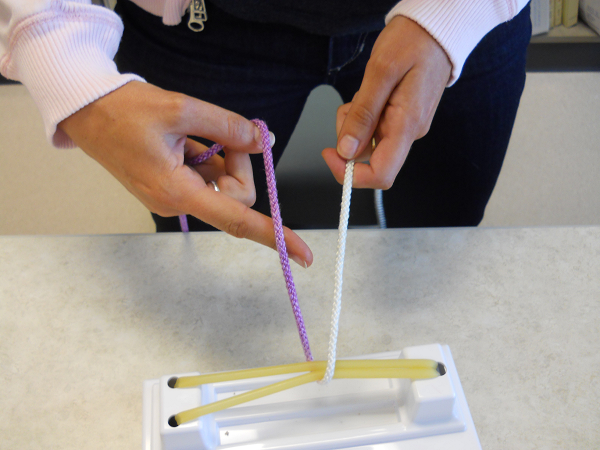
[142,344,481,450]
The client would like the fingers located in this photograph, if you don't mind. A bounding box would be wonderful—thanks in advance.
[336,103,352,137]
[327,16,451,190]
[219,148,256,206]
[324,69,422,189]
[336,51,411,161]
[59,81,305,265]
[184,138,256,206]
[336,103,374,163]
[174,96,275,155]
[321,147,349,185]
[178,137,306,264]
[174,167,313,267]
[323,138,408,190]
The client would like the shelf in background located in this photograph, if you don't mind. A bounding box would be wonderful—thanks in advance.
[531,22,600,43]
[527,21,600,71]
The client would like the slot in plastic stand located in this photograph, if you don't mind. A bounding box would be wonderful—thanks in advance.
[142,344,481,450]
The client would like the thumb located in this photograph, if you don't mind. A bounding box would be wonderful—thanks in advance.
[337,74,389,160]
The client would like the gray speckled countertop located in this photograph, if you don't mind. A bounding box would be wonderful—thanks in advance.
[1,227,599,449]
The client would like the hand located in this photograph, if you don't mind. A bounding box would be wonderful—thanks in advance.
[59,81,313,267]
[322,16,452,189]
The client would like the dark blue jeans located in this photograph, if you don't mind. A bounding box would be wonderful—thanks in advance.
[115,1,531,231]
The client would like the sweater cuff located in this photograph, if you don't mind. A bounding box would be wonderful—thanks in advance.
[385,0,515,85]
[0,3,145,148]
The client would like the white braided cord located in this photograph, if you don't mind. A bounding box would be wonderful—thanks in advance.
[321,159,355,384]
[374,189,387,229]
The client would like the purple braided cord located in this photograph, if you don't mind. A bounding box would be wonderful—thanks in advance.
[178,143,224,233]
[178,122,313,361]
[252,119,313,361]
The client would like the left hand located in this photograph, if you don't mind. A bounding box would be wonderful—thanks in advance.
[322,16,452,189]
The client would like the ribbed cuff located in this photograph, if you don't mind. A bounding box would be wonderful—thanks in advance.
[1,3,145,148]
[386,0,515,85]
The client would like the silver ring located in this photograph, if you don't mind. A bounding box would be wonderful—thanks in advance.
[209,181,220,192]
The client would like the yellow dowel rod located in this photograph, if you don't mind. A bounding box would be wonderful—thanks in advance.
[332,368,439,380]
[173,366,440,425]
[175,359,438,388]
[174,371,321,425]
[175,362,323,387]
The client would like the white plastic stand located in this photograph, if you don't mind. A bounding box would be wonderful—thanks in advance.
[142,344,481,450]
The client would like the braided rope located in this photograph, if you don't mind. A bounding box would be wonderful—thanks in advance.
[253,119,313,361]
[178,123,356,370]
[321,159,354,384]
[179,122,313,361]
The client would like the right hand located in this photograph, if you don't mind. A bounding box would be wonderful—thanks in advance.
[58,81,313,267]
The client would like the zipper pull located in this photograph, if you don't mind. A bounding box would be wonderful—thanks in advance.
[188,0,207,32]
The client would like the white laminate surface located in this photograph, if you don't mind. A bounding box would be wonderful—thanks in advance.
[1,227,599,449]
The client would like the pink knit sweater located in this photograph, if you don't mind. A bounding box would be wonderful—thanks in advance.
[0,0,528,147]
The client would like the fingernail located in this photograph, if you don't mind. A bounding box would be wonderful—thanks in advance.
[290,254,307,269]
[338,135,359,159]
[269,131,276,148]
